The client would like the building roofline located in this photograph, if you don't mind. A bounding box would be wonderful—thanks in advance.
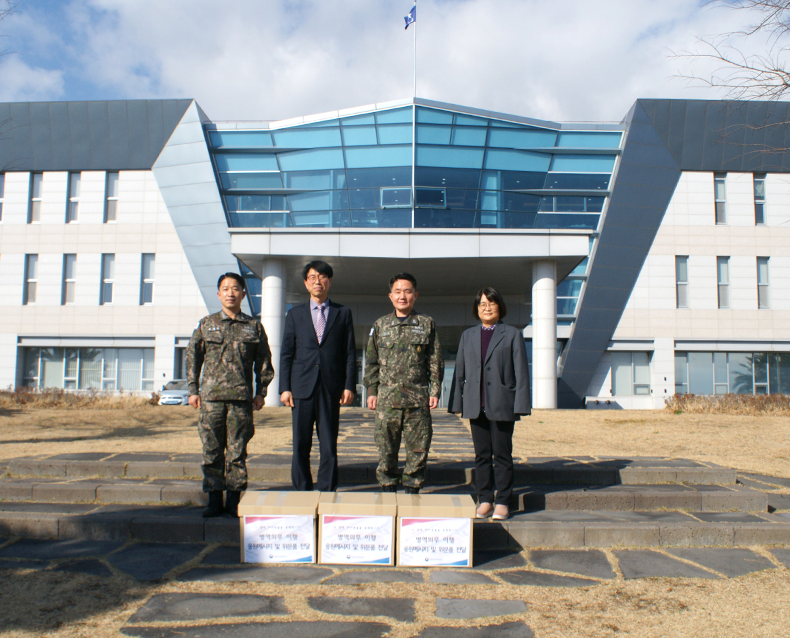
[206,97,626,132]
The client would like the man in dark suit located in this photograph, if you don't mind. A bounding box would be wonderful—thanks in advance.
[280,260,356,492]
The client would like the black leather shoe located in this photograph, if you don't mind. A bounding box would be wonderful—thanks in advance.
[381,485,397,492]
[202,491,224,518]
[404,486,420,495]
[225,490,241,517]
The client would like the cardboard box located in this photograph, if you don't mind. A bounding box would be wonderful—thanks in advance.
[396,493,476,568]
[318,492,398,566]
[238,491,320,564]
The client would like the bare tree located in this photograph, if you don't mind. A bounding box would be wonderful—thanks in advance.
[0,1,16,165]
[674,1,790,100]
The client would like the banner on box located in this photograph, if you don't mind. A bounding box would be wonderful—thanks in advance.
[243,515,315,563]
[399,517,471,566]
[321,515,393,565]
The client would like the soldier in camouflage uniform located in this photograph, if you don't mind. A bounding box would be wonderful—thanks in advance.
[363,273,443,493]
[187,272,274,518]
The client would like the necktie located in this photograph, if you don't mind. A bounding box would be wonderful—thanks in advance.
[315,304,326,343]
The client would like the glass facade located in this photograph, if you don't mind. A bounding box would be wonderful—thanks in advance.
[23,347,155,392]
[208,106,620,231]
[611,351,651,396]
[675,351,790,396]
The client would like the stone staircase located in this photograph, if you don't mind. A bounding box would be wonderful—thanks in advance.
[1,411,788,549]
[1,453,788,549]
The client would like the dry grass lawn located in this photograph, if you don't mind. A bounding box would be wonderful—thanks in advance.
[513,409,790,479]
[0,554,789,638]
[0,405,788,478]
[1,405,790,636]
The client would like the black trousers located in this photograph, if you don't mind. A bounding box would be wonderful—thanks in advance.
[291,376,341,492]
[469,413,514,506]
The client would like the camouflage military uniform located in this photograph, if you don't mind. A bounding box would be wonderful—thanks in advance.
[363,312,443,488]
[187,310,274,492]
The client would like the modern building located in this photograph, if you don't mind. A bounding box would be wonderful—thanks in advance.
[0,97,788,408]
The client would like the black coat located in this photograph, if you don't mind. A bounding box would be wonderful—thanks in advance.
[448,322,531,421]
[279,301,356,400]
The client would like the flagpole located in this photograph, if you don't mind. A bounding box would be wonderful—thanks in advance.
[411,0,417,229]
[413,0,417,98]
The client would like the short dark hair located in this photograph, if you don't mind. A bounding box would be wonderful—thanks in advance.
[389,272,417,290]
[217,272,246,290]
[473,287,507,321]
[302,260,334,280]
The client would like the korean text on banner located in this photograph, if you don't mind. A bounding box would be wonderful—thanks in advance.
[399,517,471,567]
[243,515,315,563]
[321,515,393,565]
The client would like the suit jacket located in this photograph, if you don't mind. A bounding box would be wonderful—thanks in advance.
[448,322,531,422]
[279,300,356,400]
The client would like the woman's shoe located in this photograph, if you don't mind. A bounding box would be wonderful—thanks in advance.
[476,502,494,518]
[492,504,509,520]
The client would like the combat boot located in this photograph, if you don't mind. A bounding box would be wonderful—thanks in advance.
[203,491,224,518]
[404,486,420,494]
[381,485,397,492]
[225,490,241,517]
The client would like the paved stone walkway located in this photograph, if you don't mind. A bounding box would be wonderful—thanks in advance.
[1,538,789,636]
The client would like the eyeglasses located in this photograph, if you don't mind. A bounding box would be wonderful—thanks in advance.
[478,302,498,309]
[307,275,329,283]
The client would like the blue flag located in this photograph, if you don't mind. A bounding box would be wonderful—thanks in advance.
[404,6,416,29]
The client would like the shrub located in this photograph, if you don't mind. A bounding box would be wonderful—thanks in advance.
[665,393,790,416]
[0,386,155,410]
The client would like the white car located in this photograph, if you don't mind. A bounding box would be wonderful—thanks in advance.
[159,379,190,406]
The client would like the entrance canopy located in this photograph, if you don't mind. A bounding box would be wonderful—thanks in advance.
[230,227,590,297]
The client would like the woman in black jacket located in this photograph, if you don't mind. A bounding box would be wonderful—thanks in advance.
[448,287,531,520]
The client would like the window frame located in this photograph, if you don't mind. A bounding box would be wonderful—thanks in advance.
[675,255,689,309]
[28,173,43,224]
[104,172,119,223]
[140,253,155,305]
[753,173,766,225]
[714,173,727,225]
[23,254,38,305]
[717,256,730,309]
[0,172,5,223]
[66,172,80,223]
[757,256,770,309]
[611,351,651,397]
[62,253,77,305]
[100,253,115,305]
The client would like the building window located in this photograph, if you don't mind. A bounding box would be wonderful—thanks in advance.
[174,347,187,380]
[29,173,42,223]
[24,254,38,305]
[717,256,730,309]
[557,277,584,316]
[66,173,80,223]
[105,172,119,222]
[100,254,115,305]
[754,174,766,225]
[714,173,726,224]
[675,256,689,308]
[675,351,790,396]
[757,257,770,309]
[240,263,262,316]
[62,254,76,305]
[140,254,155,305]
[0,173,5,222]
[22,347,155,392]
[611,351,651,396]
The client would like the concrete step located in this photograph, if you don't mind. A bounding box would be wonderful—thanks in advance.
[6,455,737,486]
[516,484,768,513]
[1,500,787,549]
[0,477,768,513]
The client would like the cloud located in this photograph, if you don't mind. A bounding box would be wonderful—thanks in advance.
[0,0,780,122]
[0,57,64,101]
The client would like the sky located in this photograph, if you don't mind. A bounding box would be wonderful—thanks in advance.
[0,0,779,123]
